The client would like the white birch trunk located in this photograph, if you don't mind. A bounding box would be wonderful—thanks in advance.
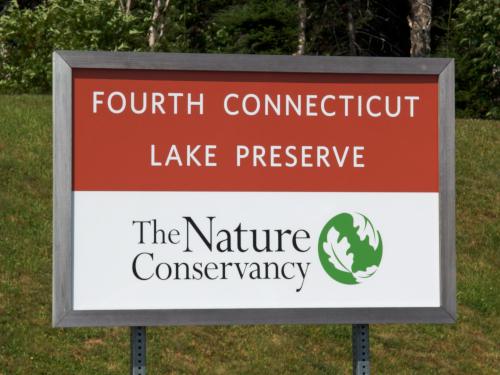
[295,0,306,55]
[408,0,432,57]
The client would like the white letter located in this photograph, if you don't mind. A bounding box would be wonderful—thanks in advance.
[385,96,401,118]
[242,94,260,116]
[339,95,354,117]
[206,145,217,167]
[188,93,204,115]
[285,95,301,116]
[93,91,104,113]
[108,91,126,114]
[224,94,239,116]
[253,145,266,166]
[320,95,336,117]
[404,96,419,117]
[357,95,363,117]
[236,145,249,166]
[270,145,282,167]
[152,93,165,114]
[264,95,280,116]
[366,95,381,117]
[168,93,184,114]
[131,92,147,114]
[285,146,298,167]
[306,95,318,116]
[165,145,182,166]
[150,144,161,166]
[301,146,313,167]
[186,145,202,166]
[353,146,365,167]
[316,146,330,167]
[332,146,349,167]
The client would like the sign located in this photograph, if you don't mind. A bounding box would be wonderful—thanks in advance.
[53,51,455,327]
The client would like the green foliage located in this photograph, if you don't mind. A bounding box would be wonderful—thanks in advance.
[152,0,235,53]
[158,0,298,54]
[0,0,149,93]
[0,0,499,118]
[208,0,298,54]
[447,0,499,118]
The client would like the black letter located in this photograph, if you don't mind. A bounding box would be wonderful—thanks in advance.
[235,224,249,252]
[153,219,166,244]
[168,229,180,244]
[184,216,214,252]
[292,229,311,252]
[132,220,152,244]
[132,252,154,280]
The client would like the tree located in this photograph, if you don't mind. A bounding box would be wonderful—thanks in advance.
[119,0,133,15]
[148,0,170,50]
[0,0,150,93]
[346,0,358,55]
[208,0,298,55]
[306,1,409,57]
[408,0,432,56]
[295,0,306,55]
[445,0,499,118]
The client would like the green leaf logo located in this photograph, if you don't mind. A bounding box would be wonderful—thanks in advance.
[318,212,383,285]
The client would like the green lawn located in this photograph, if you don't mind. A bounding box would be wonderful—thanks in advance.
[0,95,498,374]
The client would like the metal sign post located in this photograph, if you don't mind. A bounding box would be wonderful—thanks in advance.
[129,324,368,373]
[131,327,146,375]
[352,324,370,375]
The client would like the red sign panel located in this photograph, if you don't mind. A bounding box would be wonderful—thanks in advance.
[73,69,438,192]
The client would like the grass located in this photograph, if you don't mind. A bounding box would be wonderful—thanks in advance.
[0,95,499,374]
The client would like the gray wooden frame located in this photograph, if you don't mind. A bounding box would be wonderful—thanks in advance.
[53,51,455,327]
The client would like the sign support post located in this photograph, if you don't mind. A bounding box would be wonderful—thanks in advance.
[131,326,146,375]
[352,324,370,375]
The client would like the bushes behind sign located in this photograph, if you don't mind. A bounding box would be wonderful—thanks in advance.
[0,0,149,93]
[0,0,498,118]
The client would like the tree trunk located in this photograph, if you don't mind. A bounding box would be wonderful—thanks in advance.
[148,0,170,50]
[347,1,356,56]
[408,0,432,56]
[119,0,132,15]
[295,0,306,55]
